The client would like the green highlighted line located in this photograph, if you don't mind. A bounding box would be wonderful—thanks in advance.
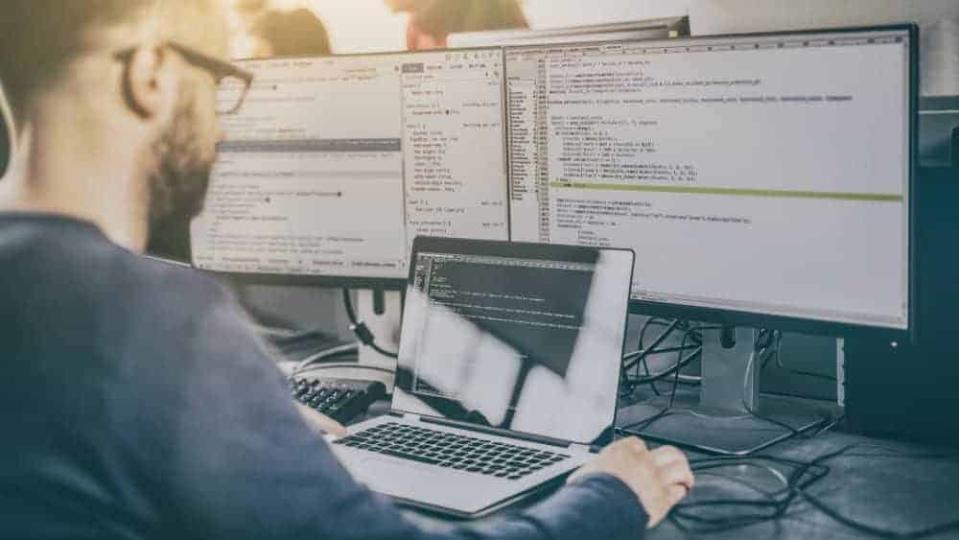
[550,181,903,202]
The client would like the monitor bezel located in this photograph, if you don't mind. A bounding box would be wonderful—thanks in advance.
[448,15,690,48]
[396,235,635,445]
[600,24,920,342]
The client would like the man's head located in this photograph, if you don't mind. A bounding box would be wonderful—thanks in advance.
[0,0,235,245]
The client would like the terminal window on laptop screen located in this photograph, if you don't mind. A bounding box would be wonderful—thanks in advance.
[393,248,632,444]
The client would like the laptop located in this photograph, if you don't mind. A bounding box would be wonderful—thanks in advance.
[329,237,635,518]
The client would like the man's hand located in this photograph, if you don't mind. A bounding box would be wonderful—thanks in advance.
[569,438,693,528]
[296,403,349,438]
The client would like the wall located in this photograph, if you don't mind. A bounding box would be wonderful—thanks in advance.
[524,0,959,33]
[310,0,408,53]
[304,0,959,93]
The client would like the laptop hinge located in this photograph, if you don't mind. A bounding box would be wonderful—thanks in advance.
[570,443,594,455]
[419,416,572,448]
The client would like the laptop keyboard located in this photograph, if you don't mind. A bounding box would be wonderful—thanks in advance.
[334,422,570,480]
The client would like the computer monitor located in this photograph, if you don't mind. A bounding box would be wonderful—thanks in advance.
[190,48,510,289]
[504,25,916,453]
[448,16,690,48]
[505,25,916,339]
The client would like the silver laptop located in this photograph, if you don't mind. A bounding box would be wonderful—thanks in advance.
[329,237,634,518]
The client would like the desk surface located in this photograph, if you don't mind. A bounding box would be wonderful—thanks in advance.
[647,430,959,540]
[300,359,959,539]
[379,403,959,540]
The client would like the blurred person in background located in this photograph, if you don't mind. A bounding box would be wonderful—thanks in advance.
[407,0,529,50]
[233,0,270,26]
[384,0,428,13]
[251,7,332,58]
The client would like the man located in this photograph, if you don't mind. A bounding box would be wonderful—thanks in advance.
[0,1,693,538]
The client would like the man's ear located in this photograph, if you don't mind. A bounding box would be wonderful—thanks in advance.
[121,45,178,121]
[0,81,13,177]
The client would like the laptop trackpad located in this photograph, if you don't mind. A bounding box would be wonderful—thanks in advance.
[353,458,430,488]
[352,457,501,513]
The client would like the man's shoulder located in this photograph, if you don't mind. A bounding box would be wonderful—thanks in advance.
[0,214,235,326]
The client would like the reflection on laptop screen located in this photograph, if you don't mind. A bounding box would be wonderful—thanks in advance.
[394,245,633,444]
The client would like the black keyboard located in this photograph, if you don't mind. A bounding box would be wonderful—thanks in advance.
[334,422,569,480]
[290,376,386,425]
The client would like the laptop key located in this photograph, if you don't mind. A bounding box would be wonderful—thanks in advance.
[377,449,441,465]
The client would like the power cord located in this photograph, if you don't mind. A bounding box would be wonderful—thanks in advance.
[342,289,399,359]
[741,332,806,437]
[619,325,829,452]
[668,443,959,538]
[293,362,396,377]
[292,343,360,375]
[620,319,705,397]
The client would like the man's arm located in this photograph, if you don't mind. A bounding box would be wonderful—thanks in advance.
[128,285,684,540]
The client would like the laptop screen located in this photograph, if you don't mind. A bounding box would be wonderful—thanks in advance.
[393,240,633,445]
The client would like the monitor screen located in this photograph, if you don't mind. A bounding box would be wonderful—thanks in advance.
[505,27,914,332]
[191,49,509,281]
[393,239,633,444]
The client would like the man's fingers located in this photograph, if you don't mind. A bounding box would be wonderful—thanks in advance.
[666,483,688,507]
[650,445,687,467]
[624,437,648,454]
[315,415,349,438]
[658,462,695,491]
[296,403,349,437]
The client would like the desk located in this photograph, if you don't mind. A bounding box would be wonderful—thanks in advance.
[381,401,959,540]
[305,359,959,539]
[647,431,959,540]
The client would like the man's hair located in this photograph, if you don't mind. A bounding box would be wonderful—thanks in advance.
[0,0,218,125]
[414,0,528,41]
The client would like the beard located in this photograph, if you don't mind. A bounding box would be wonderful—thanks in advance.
[144,89,216,262]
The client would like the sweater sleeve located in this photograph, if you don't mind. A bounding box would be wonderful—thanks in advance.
[129,285,649,540]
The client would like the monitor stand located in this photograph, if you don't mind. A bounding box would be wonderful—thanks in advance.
[622,326,827,455]
[353,289,401,393]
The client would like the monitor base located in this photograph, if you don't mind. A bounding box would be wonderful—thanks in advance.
[620,395,828,455]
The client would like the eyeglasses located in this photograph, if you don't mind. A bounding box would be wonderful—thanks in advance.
[115,42,254,115]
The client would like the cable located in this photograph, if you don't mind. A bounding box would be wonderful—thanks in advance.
[741,341,805,437]
[623,322,703,388]
[292,362,396,377]
[760,331,838,382]
[667,443,959,538]
[622,318,683,372]
[620,326,824,453]
[632,349,703,384]
[669,454,830,534]
[668,326,699,408]
[785,444,959,539]
[342,289,399,359]
[292,343,360,375]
